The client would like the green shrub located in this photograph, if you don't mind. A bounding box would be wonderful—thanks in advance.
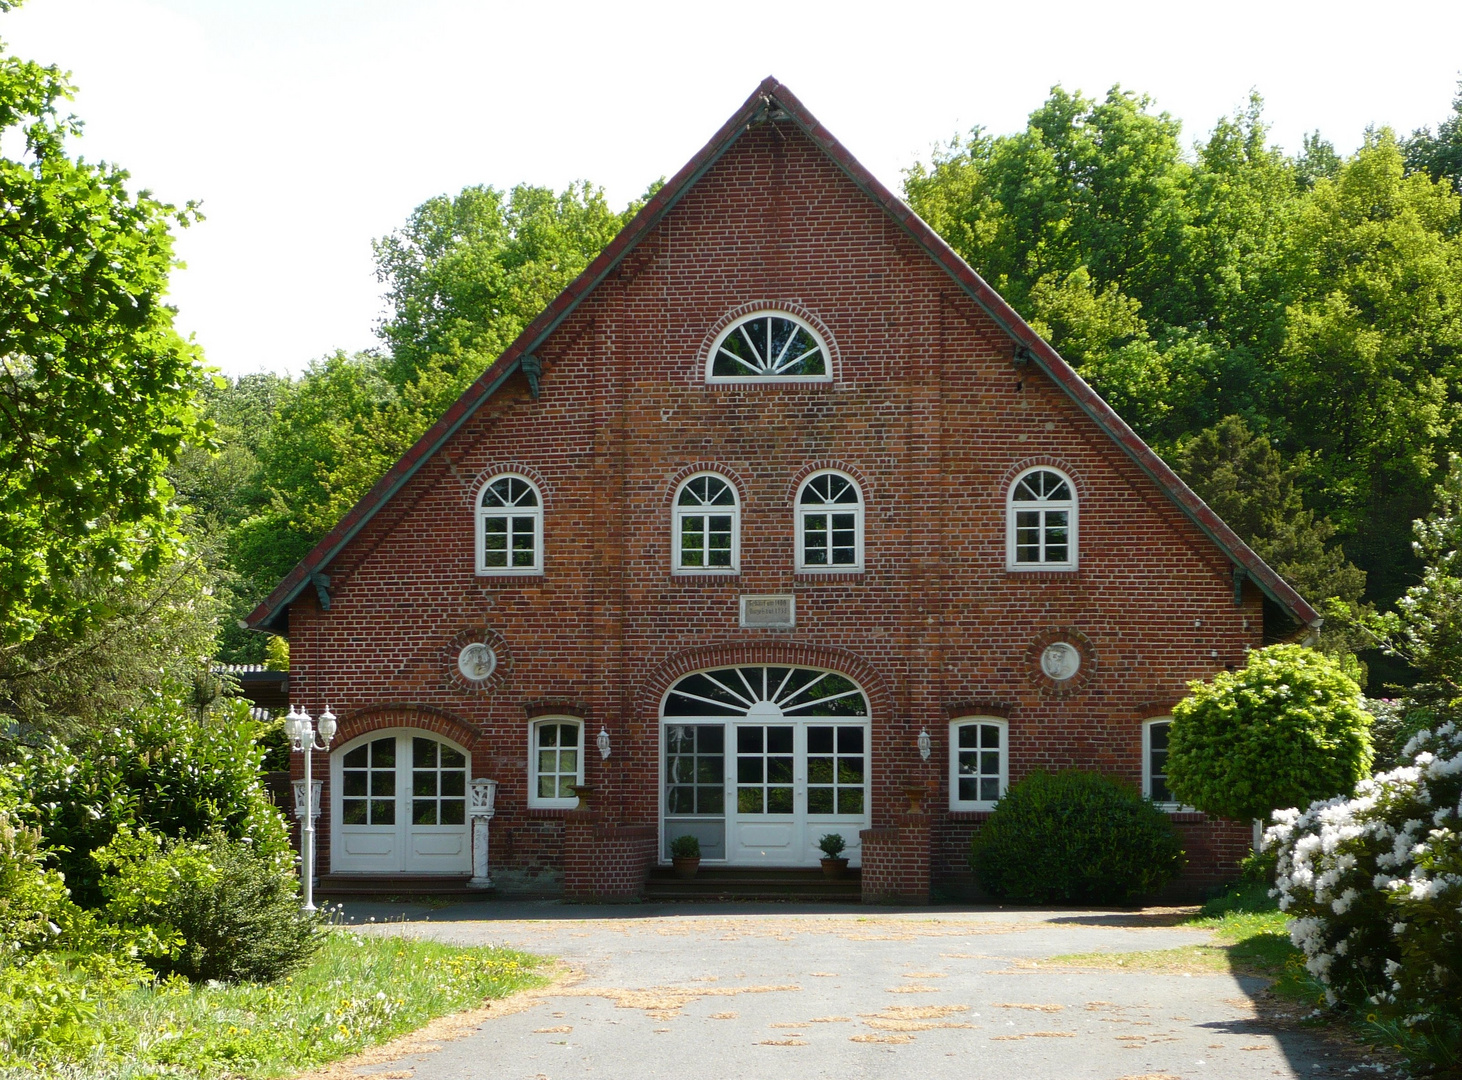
[817,833,846,859]
[1168,644,1374,822]
[11,690,289,907]
[669,834,700,859]
[0,779,81,961]
[98,828,323,984]
[971,770,1185,903]
[1267,720,1462,1072]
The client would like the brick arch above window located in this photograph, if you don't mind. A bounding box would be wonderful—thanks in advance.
[1133,700,1182,721]
[333,703,480,753]
[635,640,891,722]
[695,301,842,386]
[997,455,1084,498]
[784,459,873,505]
[467,462,553,510]
[661,462,750,509]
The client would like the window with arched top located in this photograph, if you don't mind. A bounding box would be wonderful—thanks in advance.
[476,474,542,575]
[530,717,583,809]
[796,471,863,571]
[1007,467,1077,570]
[1143,718,1179,809]
[949,717,1008,811]
[673,474,739,573]
[707,311,831,382]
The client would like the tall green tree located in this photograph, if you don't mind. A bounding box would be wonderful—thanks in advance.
[906,87,1462,615]
[1274,132,1462,601]
[373,181,644,403]
[1405,81,1462,194]
[1172,416,1365,613]
[0,13,209,650]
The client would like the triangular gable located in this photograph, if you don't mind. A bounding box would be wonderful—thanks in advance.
[247,77,1319,635]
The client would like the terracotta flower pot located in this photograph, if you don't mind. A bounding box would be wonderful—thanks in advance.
[821,856,848,879]
[672,856,701,879]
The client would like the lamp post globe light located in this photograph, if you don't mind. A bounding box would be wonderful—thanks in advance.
[286,704,336,913]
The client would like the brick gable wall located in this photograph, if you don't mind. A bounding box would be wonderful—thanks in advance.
[288,120,1262,899]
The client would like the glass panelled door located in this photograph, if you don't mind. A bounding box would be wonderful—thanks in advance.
[332,730,471,873]
[661,666,870,866]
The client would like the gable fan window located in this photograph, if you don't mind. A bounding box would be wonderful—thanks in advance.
[674,473,739,572]
[1007,467,1077,570]
[797,471,863,571]
[949,718,1008,810]
[530,717,583,808]
[707,311,831,382]
[477,475,542,575]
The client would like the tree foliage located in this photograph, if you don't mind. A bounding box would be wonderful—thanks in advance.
[8,692,289,907]
[0,27,209,650]
[1167,644,1374,821]
[906,87,1462,617]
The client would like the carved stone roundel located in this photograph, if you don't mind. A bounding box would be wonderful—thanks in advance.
[1039,642,1081,681]
[457,642,497,683]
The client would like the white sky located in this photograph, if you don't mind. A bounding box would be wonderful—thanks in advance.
[5,0,1461,377]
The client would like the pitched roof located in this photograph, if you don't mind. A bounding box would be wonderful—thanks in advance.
[246,77,1320,635]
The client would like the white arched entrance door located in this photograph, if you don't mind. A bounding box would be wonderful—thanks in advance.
[661,666,870,867]
[330,728,471,873]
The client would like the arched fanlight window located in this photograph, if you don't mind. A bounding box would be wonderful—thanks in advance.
[707,311,831,382]
[673,474,739,573]
[1007,467,1076,569]
[476,474,542,575]
[796,471,863,571]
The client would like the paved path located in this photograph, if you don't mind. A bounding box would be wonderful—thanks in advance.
[336,900,1391,1080]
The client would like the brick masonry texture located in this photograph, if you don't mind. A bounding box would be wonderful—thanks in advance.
[287,119,1266,900]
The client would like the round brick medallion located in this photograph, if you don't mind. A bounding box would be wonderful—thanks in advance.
[442,627,510,693]
[1026,628,1096,698]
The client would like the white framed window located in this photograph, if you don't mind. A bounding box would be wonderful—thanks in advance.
[796,470,863,571]
[707,310,832,383]
[1143,718,1180,809]
[1007,466,1077,570]
[529,717,583,809]
[476,474,542,575]
[673,473,739,573]
[949,717,1008,810]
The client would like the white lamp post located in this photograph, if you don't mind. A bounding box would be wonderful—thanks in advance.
[286,704,337,912]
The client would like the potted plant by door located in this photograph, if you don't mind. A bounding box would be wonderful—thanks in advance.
[670,834,701,879]
[817,833,849,878]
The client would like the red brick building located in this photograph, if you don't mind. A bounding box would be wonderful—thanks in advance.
[248,79,1320,903]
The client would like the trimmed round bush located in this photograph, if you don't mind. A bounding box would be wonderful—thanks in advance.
[1168,644,1374,823]
[971,770,1185,903]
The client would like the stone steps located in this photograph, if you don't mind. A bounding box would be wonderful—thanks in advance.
[316,873,482,897]
[643,866,861,902]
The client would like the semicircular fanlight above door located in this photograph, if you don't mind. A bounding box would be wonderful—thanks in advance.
[663,666,868,718]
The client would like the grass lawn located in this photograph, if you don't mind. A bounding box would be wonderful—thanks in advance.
[1033,883,1315,995]
[4,930,549,1079]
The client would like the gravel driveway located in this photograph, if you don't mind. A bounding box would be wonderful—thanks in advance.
[335,900,1392,1080]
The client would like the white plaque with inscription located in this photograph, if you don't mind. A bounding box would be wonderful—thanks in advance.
[740,594,795,629]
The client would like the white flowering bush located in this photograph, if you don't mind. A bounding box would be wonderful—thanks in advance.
[1267,720,1461,1065]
